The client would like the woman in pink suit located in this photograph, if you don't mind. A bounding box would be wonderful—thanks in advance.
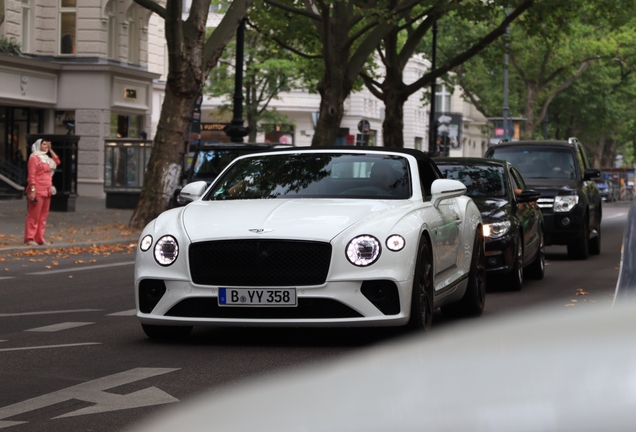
[24,139,60,246]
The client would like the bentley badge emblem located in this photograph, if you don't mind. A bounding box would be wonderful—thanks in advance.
[249,228,274,234]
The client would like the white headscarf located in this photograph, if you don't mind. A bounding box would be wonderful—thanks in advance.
[31,139,57,174]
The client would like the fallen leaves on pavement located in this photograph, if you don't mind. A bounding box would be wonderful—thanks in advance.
[2,243,137,261]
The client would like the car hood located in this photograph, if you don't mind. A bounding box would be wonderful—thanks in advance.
[471,197,509,223]
[523,178,578,196]
[181,199,406,242]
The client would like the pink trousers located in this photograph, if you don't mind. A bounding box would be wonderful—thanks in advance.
[24,195,51,244]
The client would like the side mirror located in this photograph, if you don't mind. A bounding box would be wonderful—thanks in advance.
[178,181,208,204]
[516,189,542,203]
[431,179,467,208]
[584,168,601,181]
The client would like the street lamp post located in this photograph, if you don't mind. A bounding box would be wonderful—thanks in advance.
[223,18,250,143]
[503,14,510,142]
[428,21,438,155]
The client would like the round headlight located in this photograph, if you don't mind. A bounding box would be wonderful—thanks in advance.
[154,235,179,266]
[140,235,153,252]
[346,235,381,266]
[483,221,511,239]
[386,235,405,251]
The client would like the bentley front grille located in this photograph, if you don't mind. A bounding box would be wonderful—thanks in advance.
[189,240,332,286]
[165,297,363,319]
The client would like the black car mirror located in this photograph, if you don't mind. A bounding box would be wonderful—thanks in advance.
[516,189,542,203]
[584,168,601,180]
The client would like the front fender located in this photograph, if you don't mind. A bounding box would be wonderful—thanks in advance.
[455,196,483,272]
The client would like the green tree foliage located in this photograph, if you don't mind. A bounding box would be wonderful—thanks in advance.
[549,26,636,167]
[363,0,533,148]
[129,0,253,229]
[205,24,305,142]
[254,0,420,146]
[450,0,636,144]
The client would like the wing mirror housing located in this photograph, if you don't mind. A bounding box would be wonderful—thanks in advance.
[584,168,601,181]
[431,179,467,208]
[516,189,542,203]
[178,181,208,204]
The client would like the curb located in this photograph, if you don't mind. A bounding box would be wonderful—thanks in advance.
[0,238,139,254]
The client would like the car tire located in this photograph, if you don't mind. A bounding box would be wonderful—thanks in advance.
[506,236,523,291]
[526,229,545,280]
[589,212,601,256]
[441,230,486,318]
[141,324,193,340]
[567,217,589,260]
[407,239,434,331]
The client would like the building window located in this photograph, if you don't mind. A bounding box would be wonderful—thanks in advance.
[59,0,76,54]
[21,0,32,53]
[110,113,142,138]
[127,6,139,64]
[435,84,451,112]
[106,0,118,59]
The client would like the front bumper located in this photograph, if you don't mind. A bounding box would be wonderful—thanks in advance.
[136,278,414,328]
[484,235,516,274]
[541,207,585,246]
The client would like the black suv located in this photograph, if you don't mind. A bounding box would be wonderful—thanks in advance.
[169,142,292,208]
[484,138,602,259]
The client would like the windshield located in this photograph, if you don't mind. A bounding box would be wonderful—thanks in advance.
[205,153,411,200]
[192,149,261,178]
[488,146,576,180]
[437,164,506,198]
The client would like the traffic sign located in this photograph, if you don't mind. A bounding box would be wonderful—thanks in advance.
[358,119,370,133]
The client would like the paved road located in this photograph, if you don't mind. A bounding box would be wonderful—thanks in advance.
[0,201,629,431]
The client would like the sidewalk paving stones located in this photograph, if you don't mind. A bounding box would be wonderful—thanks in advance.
[0,197,142,254]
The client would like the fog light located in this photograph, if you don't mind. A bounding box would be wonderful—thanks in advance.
[488,257,497,266]
[562,217,570,226]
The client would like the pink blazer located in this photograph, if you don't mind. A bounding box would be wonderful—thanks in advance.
[27,155,61,197]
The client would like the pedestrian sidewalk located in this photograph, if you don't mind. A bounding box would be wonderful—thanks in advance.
[0,197,142,253]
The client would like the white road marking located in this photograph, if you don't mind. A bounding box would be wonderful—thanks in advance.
[0,277,14,281]
[604,212,626,220]
[0,342,100,352]
[107,309,137,316]
[25,322,94,332]
[0,309,101,318]
[27,261,134,275]
[0,368,179,428]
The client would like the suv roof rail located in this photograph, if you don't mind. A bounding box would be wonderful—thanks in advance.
[568,137,580,145]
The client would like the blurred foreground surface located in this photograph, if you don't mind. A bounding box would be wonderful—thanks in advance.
[127,299,636,432]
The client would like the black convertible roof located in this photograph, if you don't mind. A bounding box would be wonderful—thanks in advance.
[262,146,435,163]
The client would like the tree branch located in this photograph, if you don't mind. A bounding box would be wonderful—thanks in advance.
[263,0,322,21]
[406,0,534,95]
[360,71,384,99]
[132,0,166,19]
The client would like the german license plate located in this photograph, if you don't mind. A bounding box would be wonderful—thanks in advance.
[218,288,297,307]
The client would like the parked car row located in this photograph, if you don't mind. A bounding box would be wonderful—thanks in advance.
[134,138,602,340]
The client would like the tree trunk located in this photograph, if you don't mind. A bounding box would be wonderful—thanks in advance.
[382,82,408,148]
[129,87,196,229]
[128,0,252,230]
[311,67,352,147]
[521,83,538,139]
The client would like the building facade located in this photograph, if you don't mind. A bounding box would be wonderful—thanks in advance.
[0,0,159,199]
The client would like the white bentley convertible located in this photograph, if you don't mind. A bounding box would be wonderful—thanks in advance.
[135,148,485,339]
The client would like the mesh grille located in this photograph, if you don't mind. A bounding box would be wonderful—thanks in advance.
[189,240,332,286]
[165,297,362,319]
